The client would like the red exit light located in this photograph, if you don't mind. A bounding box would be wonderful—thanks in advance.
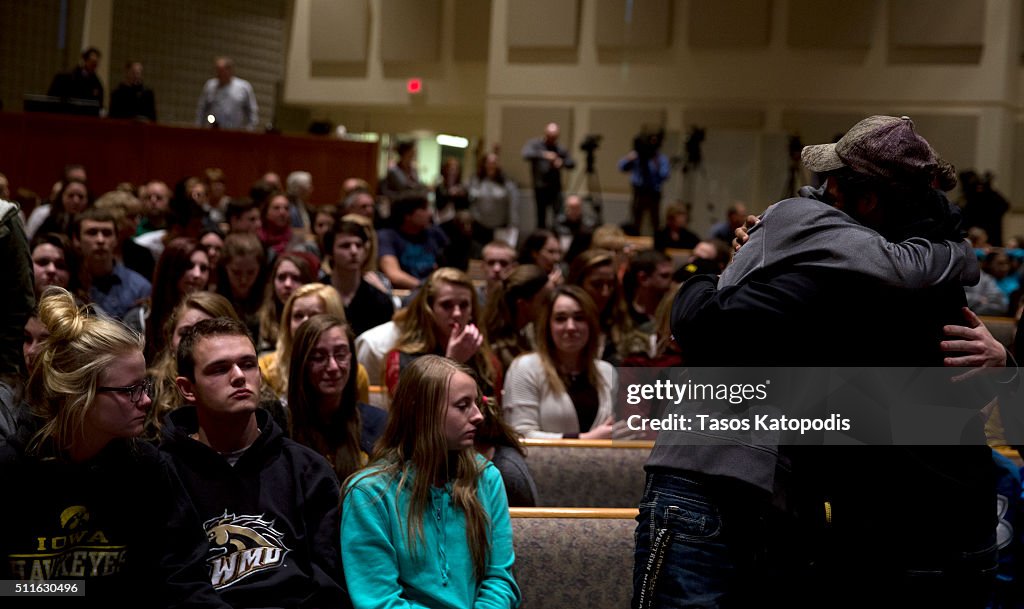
[406,78,423,94]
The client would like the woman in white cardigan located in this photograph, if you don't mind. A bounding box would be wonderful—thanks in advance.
[504,285,617,439]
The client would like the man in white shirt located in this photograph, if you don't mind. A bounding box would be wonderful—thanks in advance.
[195,57,258,131]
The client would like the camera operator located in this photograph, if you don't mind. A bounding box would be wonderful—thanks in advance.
[522,122,576,228]
[618,129,670,234]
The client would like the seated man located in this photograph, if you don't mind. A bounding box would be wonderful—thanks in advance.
[377,194,448,289]
[623,249,673,327]
[163,318,346,608]
[73,208,151,320]
[226,197,262,235]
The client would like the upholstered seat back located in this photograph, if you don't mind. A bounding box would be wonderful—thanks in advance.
[510,508,637,609]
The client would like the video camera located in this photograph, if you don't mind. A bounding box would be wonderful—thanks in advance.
[633,129,665,160]
[580,134,602,153]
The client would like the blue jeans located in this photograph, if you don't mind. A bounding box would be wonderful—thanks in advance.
[632,471,804,609]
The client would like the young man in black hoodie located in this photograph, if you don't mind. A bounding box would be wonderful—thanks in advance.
[163,317,349,608]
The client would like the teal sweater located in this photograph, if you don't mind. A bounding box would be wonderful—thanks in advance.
[341,458,520,609]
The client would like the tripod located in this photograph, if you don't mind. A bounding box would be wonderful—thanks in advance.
[569,148,603,224]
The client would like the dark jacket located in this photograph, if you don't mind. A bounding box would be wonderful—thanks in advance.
[0,201,33,378]
[109,83,156,121]
[659,266,996,557]
[160,408,349,609]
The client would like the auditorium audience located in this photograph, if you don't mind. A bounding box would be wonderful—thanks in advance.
[15,95,1024,609]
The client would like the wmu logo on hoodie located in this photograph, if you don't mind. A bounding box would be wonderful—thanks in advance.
[204,512,290,589]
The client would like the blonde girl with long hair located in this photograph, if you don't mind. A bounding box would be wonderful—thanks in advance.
[384,267,499,401]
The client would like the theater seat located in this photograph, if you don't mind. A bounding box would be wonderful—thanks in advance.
[521,439,652,508]
[510,507,637,609]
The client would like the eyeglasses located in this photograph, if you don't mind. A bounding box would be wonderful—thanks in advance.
[309,348,350,366]
[96,377,154,403]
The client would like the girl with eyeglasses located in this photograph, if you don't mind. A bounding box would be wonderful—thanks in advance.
[0,287,223,606]
[287,314,385,482]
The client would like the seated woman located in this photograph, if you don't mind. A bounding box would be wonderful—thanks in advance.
[483,264,551,372]
[287,314,386,482]
[568,248,633,365]
[256,252,315,353]
[216,232,268,341]
[139,238,211,363]
[257,190,302,256]
[259,283,370,402]
[0,287,221,606]
[517,229,563,285]
[198,228,225,291]
[341,355,520,609]
[29,232,74,300]
[504,285,617,440]
[384,267,499,402]
[340,212,391,296]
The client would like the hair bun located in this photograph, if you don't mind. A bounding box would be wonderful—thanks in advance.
[37,287,86,342]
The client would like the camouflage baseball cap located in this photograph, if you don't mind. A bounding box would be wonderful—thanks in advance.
[801,115,937,180]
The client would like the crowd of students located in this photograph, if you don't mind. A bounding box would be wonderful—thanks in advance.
[6,116,1018,606]
[0,156,705,607]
